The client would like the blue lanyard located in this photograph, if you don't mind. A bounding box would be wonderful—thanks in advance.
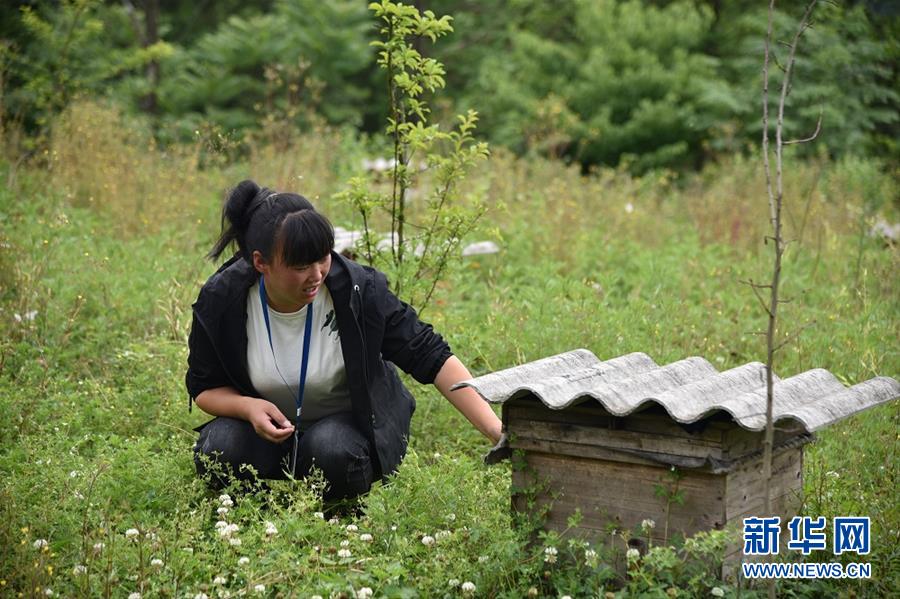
[257,275,313,424]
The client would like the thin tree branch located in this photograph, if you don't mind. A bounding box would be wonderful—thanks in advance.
[773,320,816,353]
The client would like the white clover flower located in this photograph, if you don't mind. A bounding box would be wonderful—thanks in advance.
[446,513,456,522]
[313,511,324,519]
[33,539,49,549]
[435,530,451,540]
[585,548,598,562]
[544,546,558,564]
[461,581,476,593]
[217,507,229,515]
[253,584,265,594]
[311,596,323,599]
[213,576,227,584]
[626,548,641,561]
[359,533,373,542]
[69,470,80,478]
[128,593,141,599]
[218,493,231,503]
[625,202,634,214]
[340,540,350,548]
[150,558,164,569]
[125,528,139,539]
[337,548,352,558]
[356,588,373,599]
[328,517,339,525]
[390,525,397,531]
[228,537,242,547]
[448,579,460,587]
[264,521,278,537]
[478,555,489,563]
[145,532,158,542]
[73,564,87,575]
[421,535,435,546]
[346,524,358,532]
[73,491,85,500]
[93,542,105,553]
[641,519,656,532]
[711,588,725,598]
[215,520,228,529]
[238,556,250,566]
[44,590,53,597]
[194,593,209,599]
[527,588,539,597]
[433,452,441,459]
[561,596,573,599]
[219,523,239,538]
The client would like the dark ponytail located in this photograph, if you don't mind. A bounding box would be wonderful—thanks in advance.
[207,179,332,266]
[207,179,262,261]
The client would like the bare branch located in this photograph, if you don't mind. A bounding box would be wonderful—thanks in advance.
[742,279,775,316]
[774,320,817,353]
[784,110,823,145]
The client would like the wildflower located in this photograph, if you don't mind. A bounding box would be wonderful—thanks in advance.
[73,491,85,500]
[337,548,352,558]
[544,546,558,564]
[478,555,489,563]
[125,528,139,539]
[356,588,373,599]
[44,589,53,597]
[585,548,598,562]
[218,523,239,538]
[73,565,87,575]
[313,511,324,519]
[561,596,573,599]
[238,557,250,566]
[253,584,265,594]
[625,202,634,214]
[128,593,142,599]
[217,507,229,516]
[446,513,456,522]
[215,520,228,529]
[33,539,49,550]
[340,540,350,548]
[448,579,460,587]
[145,532,159,542]
[228,538,242,547]
[213,576,227,584]
[218,494,234,507]
[264,521,278,537]
[626,548,641,561]
[69,470,79,478]
[390,525,397,531]
[360,533,373,542]
[93,542,105,553]
[435,530,451,540]
[311,596,323,599]
[194,594,209,599]
[666,589,678,598]
[150,559,163,569]
[641,519,656,532]
[711,588,725,598]
[527,588,539,597]
[421,535,435,546]
[433,452,441,459]
[461,581,476,594]
[346,524,358,532]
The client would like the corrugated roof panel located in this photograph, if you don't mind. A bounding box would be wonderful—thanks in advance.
[454,349,900,433]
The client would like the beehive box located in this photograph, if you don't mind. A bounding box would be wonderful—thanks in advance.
[455,350,899,564]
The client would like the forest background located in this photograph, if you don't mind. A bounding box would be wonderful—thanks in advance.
[0,1,898,598]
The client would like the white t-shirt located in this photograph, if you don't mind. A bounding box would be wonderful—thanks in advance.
[246,281,351,430]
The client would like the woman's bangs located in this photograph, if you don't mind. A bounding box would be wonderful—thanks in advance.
[277,211,335,267]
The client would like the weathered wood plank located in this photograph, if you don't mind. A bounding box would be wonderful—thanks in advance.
[510,418,725,459]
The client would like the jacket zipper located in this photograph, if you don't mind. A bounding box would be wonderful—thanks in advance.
[352,283,370,385]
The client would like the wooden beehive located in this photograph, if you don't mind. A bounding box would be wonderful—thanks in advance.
[456,349,899,568]
[506,396,806,562]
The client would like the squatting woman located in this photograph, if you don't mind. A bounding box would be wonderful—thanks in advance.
[187,180,501,501]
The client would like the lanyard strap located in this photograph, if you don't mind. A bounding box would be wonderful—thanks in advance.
[258,276,313,422]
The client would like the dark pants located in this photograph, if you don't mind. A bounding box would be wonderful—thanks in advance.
[193,412,376,502]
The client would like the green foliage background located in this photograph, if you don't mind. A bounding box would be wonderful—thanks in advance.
[2,0,898,170]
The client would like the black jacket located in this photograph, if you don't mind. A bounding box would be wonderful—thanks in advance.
[185,251,453,478]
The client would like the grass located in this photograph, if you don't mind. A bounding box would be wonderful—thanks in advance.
[0,105,897,597]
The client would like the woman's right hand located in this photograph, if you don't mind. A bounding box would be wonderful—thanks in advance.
[245,400,295,443]
[195,387,294,443]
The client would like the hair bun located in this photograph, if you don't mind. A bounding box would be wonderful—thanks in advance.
[223,179,262,232]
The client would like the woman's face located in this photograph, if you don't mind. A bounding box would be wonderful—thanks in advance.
[254,251,332,312]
